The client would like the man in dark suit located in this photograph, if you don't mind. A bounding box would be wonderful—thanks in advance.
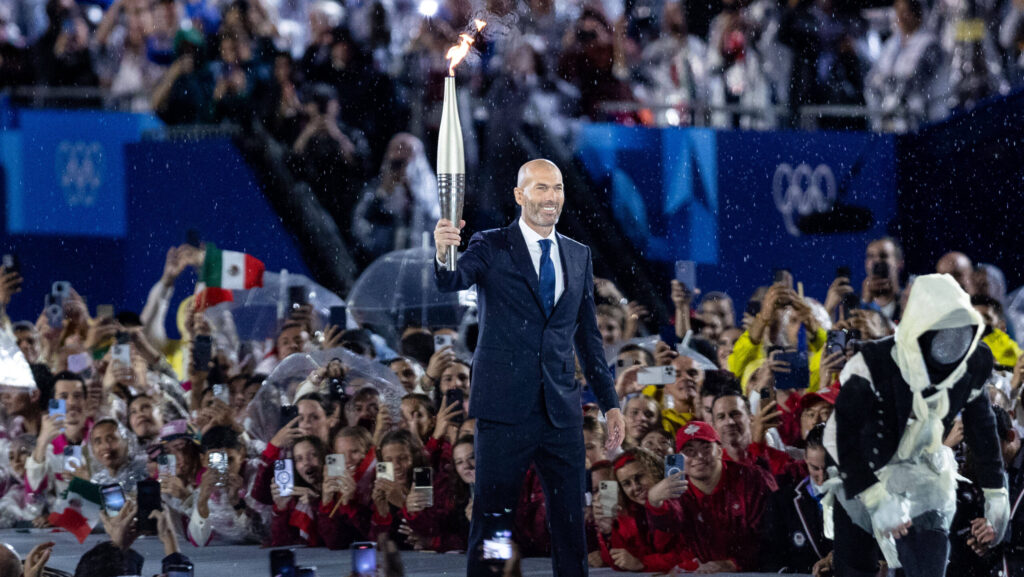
[433,159,625,577]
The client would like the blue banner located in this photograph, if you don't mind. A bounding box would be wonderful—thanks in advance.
[576,125,897,301]
[7,109,159,237]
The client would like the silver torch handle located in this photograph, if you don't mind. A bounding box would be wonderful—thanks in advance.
[437,173,465,271]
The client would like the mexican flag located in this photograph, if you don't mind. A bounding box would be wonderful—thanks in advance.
[48,478,103,543]
[202,244,265,290]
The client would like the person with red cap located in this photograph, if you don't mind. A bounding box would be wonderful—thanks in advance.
[797,386,838,441]
[644,421,775,573]
[592,447,700,572]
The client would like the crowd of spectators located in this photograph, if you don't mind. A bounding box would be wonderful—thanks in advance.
[1,230,1023,575]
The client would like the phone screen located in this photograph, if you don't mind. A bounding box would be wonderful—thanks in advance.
[192,335,212,371]
[413,467,432,488]
[329,306,347,329]
[444,389,465,425]
[352,542,376,577]
[102,484,126,513]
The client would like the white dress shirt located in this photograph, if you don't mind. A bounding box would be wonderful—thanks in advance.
[518,217,564,304]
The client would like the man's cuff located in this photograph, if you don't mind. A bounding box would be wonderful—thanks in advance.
[435,255,446,267]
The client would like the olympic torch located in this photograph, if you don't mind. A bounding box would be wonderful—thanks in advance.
[438,20,485,271]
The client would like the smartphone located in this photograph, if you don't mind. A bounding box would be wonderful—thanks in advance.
[597,480,618,518]
[111,343,131,366]
[63,445,83,472]
[185,228,201,248]
[137,479,162,535]
[773,268,793,289]
[434,334,454,352]
[840,292,860,318]
[760,387,773,401]
[413,467,433,508]
[327,377,348,404]
[745,300,762,317]
[51,281,72,303]
[636,365,677,386]
[212,383,231,405]
[664,454,685,478]
[48,398,66,418]
[158,453,177,477]
[835,266,851,281]
[326,454,346,478]
[165,563,194,577]
[67,352,91,374]
[871,261,890,279]
[825,330,849,357]
[280,404,299,428]
[192,334,213,372]
[674,260,696,290]
[101,483,126,514]
[772,350,810,390]
[288,286,308,310]
[270,548,297,577]
[329,305,347,329]
[376,461,394,482]
[351,542,377,577]
[444,388,465,425]
[2,253,19,274]
[482,530,514,562]
[274,459,294,497]
[208,451,229,487]
[96,304,114,319]
[44,295,63,329]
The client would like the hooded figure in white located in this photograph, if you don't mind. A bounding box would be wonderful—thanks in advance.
[823,274,1008,577]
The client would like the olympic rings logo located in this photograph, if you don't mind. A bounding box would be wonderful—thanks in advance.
[772,163,836,237]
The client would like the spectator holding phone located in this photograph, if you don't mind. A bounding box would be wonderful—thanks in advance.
[0,380,44,437]
[645,421,774,572]
[188,426,261,546]
[861,237,905,322]
[710,391,805,488]
[255,321,310,375]
[623,394,663,448]
[319,426,375,549]
[157,420,202,517]
[399,394,437,445]
[126,394,165,451]
[369,429,428,548]
[594,448,699,572]
[268,435,326,546]
[0,435,46,528]
[26,372,93,496]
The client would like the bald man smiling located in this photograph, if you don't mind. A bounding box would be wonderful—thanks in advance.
[434,159,624,577]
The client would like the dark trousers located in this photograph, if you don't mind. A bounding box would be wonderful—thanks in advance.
[834,502,950,577]
[467,404,587,577]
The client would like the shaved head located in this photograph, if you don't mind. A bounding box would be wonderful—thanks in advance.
[514,159,565,235]
[517,159,562,189]
[937,251,975,294]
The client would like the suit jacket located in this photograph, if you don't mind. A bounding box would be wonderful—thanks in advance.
[760,477,832,573]
[834,337,1002,498]
[434,221,618,428]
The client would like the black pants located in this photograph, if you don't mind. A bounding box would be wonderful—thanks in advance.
[466,404,587,577]
[834,503,950,577]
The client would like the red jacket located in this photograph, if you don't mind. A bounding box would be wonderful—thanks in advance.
[646,461,773,571]
[268,496,321,547]
[724,442,807,490]
[597,501,700,572]
[316,498,372,549]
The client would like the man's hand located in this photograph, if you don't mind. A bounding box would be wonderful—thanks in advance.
[811,551,833,577]
[23,541,54,577]
[604,409,625,451]
[647,472,688,509]
[751,400,782,445]
[967,517,996,556]
[434,219,465,264]
[424,346,456,385]
[433,399,462,441]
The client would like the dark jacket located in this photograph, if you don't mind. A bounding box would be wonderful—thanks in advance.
[760,476,833,573]
[834,337,1002,498]
[434,221,618,428]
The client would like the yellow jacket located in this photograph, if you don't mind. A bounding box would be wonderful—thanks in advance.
[983,329,1022,367]
[728,327,828,393]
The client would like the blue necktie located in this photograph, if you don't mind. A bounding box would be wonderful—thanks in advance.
[539,239,555,316]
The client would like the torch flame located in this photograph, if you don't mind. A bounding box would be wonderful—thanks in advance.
[446,19,487,76]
